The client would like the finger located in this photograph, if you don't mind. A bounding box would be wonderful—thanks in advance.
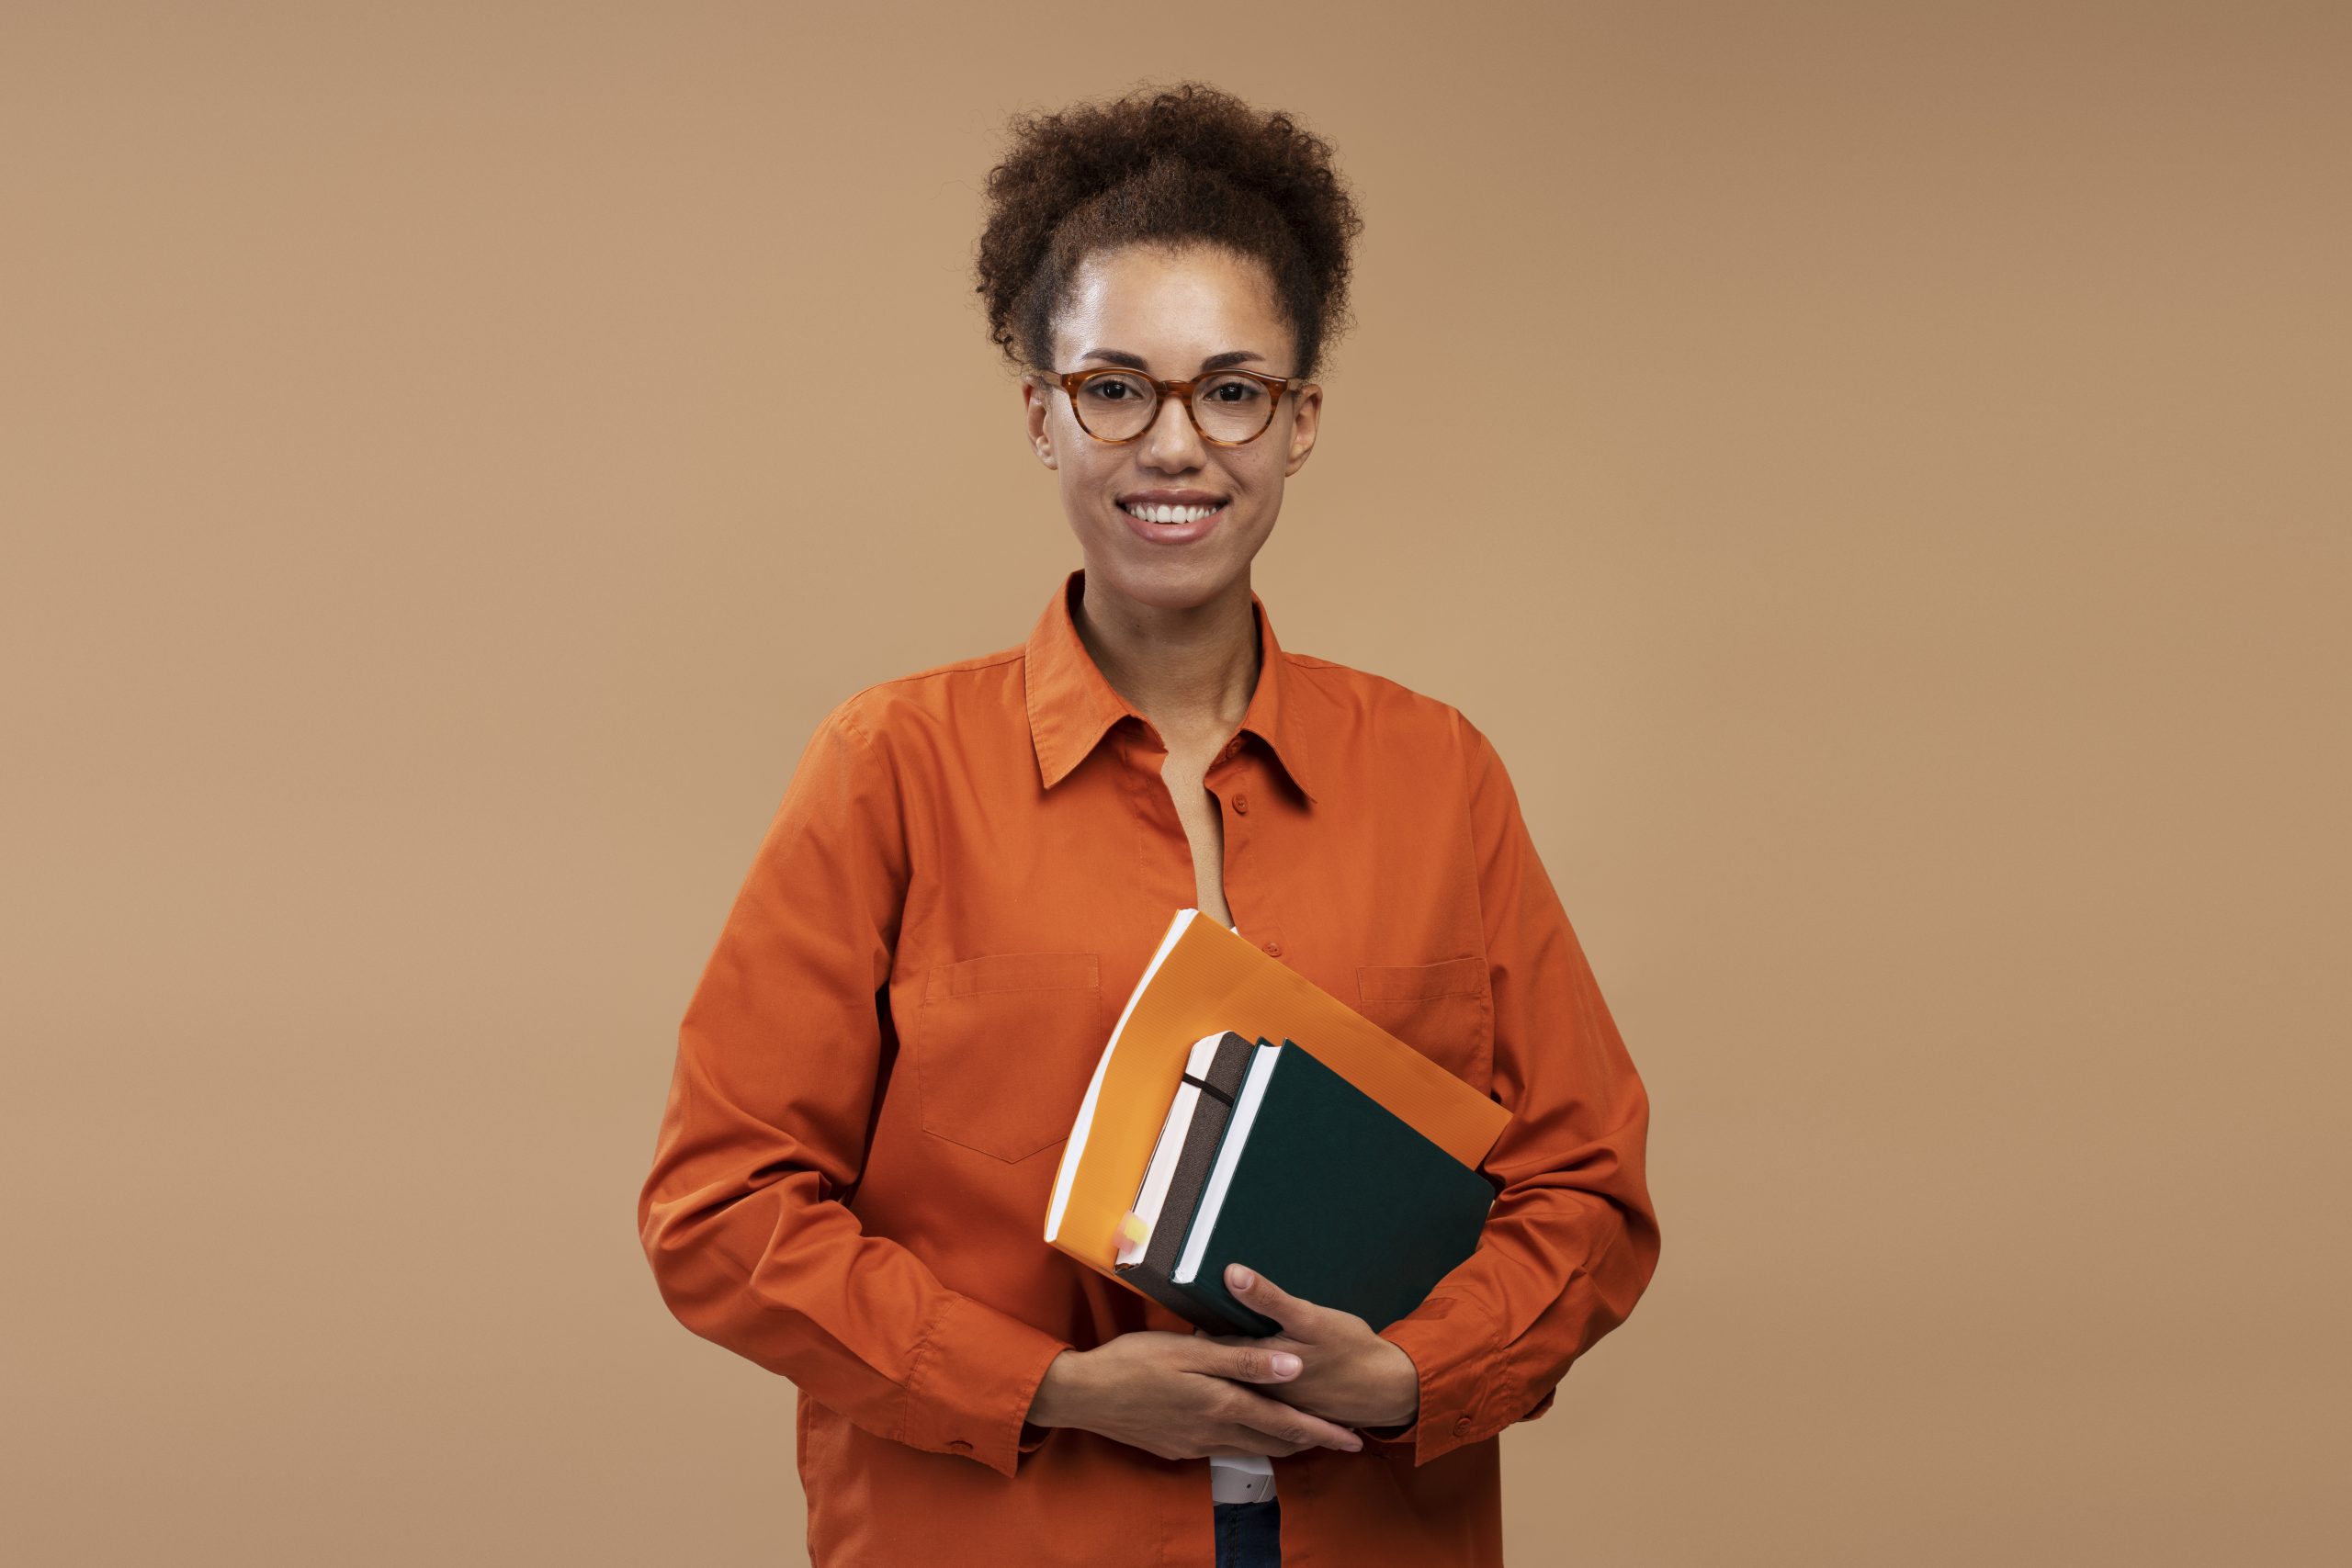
[1227,1388,1363,1452]
[1205,1340,1304,1383]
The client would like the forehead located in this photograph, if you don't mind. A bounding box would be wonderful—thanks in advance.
[1052,243,1292,369]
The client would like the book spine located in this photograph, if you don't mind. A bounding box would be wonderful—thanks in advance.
[1159,1269,1280,1337]
[1112,1260,1226,1330]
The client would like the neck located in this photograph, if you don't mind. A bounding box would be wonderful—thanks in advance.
[1071,570,1261,744]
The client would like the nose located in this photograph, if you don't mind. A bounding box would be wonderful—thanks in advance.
[1137,386,1206,472]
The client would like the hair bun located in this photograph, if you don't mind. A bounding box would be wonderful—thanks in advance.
[975,81,1363,380]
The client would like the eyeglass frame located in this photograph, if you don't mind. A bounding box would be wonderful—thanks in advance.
[1031,366,1307,446]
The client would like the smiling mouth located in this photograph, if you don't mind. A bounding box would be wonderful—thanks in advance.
[1118,500,1228,524]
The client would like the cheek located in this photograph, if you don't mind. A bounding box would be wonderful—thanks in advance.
[1065,444,1121,489]
[1056,444,1123,504]
[1229,457,1283,500]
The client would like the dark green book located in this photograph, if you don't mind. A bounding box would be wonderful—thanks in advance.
[1164,1036,1498,1337]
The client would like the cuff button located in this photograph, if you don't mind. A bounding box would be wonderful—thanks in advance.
[1453,1416,1471,1434]
[948,1438,972,1451]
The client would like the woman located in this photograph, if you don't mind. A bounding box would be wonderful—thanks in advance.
[639,82,1660,1568]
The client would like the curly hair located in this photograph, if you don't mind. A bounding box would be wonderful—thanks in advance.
[974,81,1363,382]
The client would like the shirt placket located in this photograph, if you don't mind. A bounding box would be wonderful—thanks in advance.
[1206,732,1284,961]
[1114,721,1282,955]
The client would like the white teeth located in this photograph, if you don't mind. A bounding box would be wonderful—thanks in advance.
[1124,502,1220,524]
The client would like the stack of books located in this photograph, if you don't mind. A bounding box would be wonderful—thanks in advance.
[1044,910,1511,1337]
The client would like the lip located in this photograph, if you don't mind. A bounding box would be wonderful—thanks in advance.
[1119,488,1228,507]
[1116,495,1228,547]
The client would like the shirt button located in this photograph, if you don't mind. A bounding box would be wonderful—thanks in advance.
[1453,1416,1471,1434]
[947,1438,971,1451]
[1262,941,1281,957]
[1233,793,1250,814]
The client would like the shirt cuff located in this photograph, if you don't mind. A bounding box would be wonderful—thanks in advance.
[1355,1294,1503,1467]
[898,1290,1074,1479]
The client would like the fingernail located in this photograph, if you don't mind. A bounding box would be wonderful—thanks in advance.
[1229,1265,1254,1290]
[1272,1353,1300,1376]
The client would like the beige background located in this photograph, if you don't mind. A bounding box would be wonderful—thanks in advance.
[4,2,2345,1563]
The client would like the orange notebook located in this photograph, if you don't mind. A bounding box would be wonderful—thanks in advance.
[1044,908,1511,1285]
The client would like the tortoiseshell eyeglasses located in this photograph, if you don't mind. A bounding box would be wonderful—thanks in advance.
[1034,367,1304,446]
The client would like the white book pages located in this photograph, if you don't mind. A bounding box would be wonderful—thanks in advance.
[1044,908,1202,1244]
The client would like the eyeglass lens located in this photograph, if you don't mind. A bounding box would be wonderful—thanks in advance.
[1071,372,1278,443]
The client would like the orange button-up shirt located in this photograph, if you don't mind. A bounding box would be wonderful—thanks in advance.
[638,567,1661,1566]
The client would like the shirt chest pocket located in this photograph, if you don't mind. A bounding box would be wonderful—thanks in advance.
[1356,954,1494,1092]
[914,951,1104,1165]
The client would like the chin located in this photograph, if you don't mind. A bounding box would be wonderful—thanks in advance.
[1086,540,1261,607]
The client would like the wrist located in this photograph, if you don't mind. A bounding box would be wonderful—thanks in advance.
[1377,1340,1419,1427]
[1025,1348,1083,1429]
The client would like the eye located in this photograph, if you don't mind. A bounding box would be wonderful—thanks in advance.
[1201,377,1265,404]
[1081,373,1151,403]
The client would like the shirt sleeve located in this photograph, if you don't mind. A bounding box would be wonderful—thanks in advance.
[636,700,1074,1480]
[1358,713,1663,1466]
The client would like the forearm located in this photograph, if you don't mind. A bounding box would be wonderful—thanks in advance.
[645,1128,1074,1470]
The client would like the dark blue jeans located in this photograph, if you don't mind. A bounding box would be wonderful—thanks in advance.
[1214,1496,1281,1567]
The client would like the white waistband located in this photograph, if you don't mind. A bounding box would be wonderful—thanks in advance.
[1209,1455,1277,1503]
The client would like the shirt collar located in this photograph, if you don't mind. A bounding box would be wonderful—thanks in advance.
[1023,567,1318,806]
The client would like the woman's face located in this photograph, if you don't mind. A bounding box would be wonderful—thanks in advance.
[1022,242,1322,614]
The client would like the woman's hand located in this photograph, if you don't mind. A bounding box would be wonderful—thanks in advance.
[1195,1263,1420,1429]
[1026,1328,1368,1461]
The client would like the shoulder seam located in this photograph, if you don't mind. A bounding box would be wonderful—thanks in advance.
[833,647,1024,715]
[1284,650,1467,722]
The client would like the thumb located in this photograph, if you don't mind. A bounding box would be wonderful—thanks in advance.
[1225,1262,1312,1338]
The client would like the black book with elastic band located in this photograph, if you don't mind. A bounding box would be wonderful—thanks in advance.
[1114,1030,1259,1325]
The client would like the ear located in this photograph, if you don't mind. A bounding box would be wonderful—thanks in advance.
[1282,381,1323,477]
[1022,374,1058,470]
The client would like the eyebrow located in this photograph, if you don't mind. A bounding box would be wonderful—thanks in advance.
[1076,348,1266,372]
